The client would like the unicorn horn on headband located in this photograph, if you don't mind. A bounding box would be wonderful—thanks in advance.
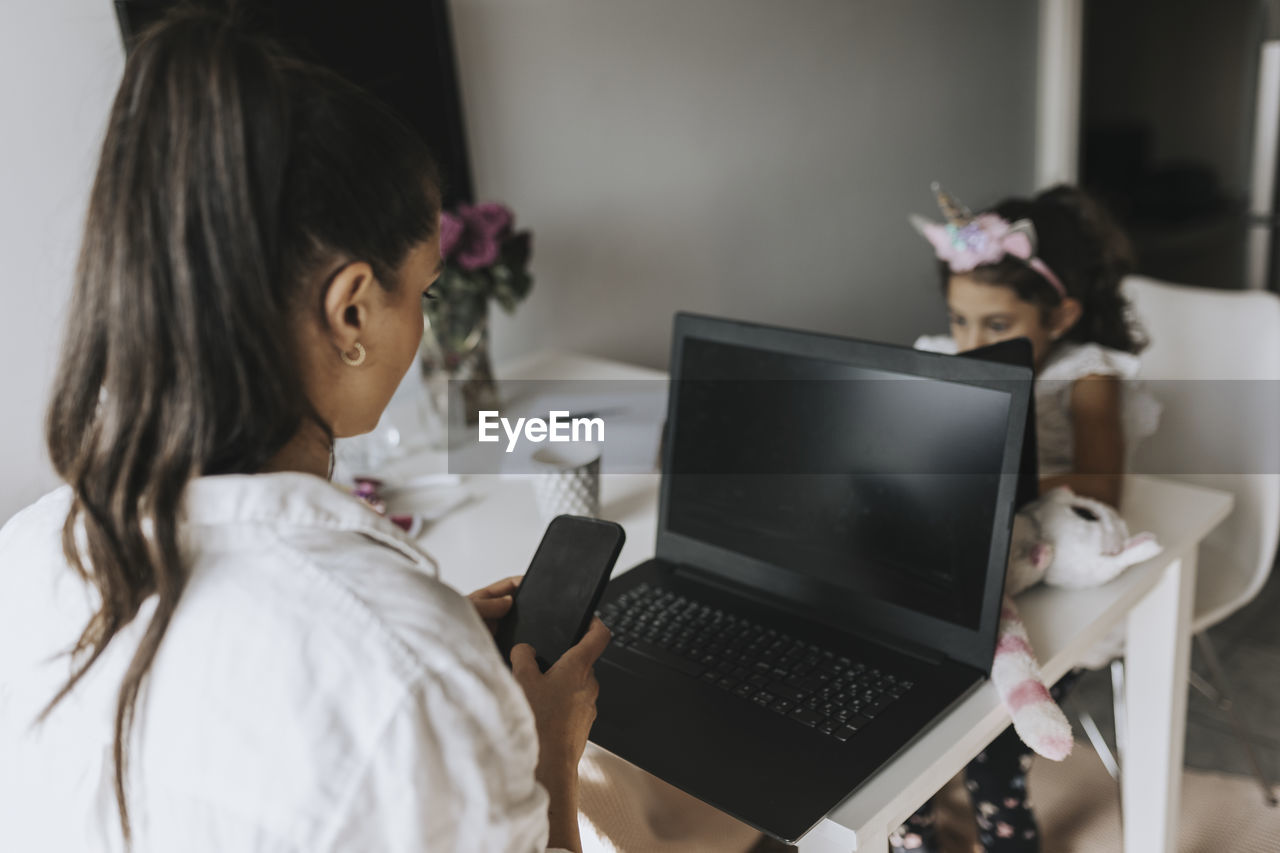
[909,183,1066,296]
[931,181,972,226]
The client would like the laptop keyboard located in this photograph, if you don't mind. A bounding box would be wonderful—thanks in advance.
[598,583,914,742]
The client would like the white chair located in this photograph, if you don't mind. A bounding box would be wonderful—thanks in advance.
[1104,275,1280,804]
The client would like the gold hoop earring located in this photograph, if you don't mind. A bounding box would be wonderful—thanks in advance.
[340,342,366,367]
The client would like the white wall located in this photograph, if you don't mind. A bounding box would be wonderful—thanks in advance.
[0,0,1038,522]
[0,1,123,523]
[452,0,1039,368]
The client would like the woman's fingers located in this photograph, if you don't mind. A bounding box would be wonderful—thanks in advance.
[470,575,522,600]
[470,595,512,622]
[559,618,611,671]
[510,643,539,680]
[467,577,521,633]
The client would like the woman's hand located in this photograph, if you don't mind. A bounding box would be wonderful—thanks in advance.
[510,618,611,853]
[467,576,521,636]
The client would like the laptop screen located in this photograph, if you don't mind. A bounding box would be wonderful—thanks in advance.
[665,336,1014,630]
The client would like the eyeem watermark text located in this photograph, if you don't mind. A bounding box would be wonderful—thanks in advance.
[477,410,605,453]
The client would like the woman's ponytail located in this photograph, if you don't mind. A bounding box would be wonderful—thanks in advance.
[43,9,439,843]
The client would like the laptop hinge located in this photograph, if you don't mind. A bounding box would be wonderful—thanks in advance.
[671,563,951,668]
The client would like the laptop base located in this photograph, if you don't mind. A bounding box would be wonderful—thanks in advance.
[592,559,984,843]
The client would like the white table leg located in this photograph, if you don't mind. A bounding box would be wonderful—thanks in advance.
[794,817,865,852]
[1122,552,1196,852]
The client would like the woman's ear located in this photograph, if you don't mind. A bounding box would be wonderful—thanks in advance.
[321,261,377,353]
[1049,297,1083,341]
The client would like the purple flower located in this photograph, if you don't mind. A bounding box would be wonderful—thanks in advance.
[456,230,501,271]
[442,202,518,272]
[461,202,514,239]
[439,211,465,260]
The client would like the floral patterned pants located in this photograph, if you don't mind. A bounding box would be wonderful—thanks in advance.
[889,672,1080,853]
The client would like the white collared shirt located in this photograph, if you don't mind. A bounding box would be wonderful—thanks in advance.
[0,472,553,852]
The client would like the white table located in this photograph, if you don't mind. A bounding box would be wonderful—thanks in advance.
[392,352,1234,853]
[379,351,666,583]
[801,473,1232,852]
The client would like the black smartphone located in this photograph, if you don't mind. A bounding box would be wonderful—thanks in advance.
[495,515,626,671]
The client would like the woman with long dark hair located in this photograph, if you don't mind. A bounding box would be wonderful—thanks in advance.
[0,9,604,851]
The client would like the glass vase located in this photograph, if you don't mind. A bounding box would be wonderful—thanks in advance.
[419,291,500,448]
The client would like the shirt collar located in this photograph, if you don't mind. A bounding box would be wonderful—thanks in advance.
[181,472,439,577]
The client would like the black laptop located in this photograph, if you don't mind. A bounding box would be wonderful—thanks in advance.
[591,313,1034,842]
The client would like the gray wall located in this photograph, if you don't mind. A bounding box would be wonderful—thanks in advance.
[0,0,1038,521]
[452,0,1040,368]
[0,0,123,523]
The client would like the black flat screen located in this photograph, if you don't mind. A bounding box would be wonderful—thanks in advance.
[665,338,1013,629]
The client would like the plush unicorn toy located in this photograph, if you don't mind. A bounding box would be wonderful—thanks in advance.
[996,486,1162,760]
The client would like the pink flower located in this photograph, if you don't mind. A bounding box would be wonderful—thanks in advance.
[442,202,518,271]
[462,202,513,239]
[456,233,501,271]
[439,211,465,260]
[910,213,1036,273]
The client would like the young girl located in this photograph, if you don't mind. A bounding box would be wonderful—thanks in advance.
[914,183,1158,507]
[892,185,1158,852]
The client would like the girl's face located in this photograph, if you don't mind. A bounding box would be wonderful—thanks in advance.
[946,274,1078,368]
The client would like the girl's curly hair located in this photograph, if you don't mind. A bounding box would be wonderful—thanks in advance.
[942,184,1147,354]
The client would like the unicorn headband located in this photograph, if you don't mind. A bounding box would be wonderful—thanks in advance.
[910,183,1066,298]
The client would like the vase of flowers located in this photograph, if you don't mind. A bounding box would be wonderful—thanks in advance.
[419,201,533,445]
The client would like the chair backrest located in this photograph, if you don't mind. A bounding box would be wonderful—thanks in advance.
[1122,275,1280,631]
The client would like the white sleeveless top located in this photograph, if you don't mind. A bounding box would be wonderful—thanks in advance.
[914,336,1161,476]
